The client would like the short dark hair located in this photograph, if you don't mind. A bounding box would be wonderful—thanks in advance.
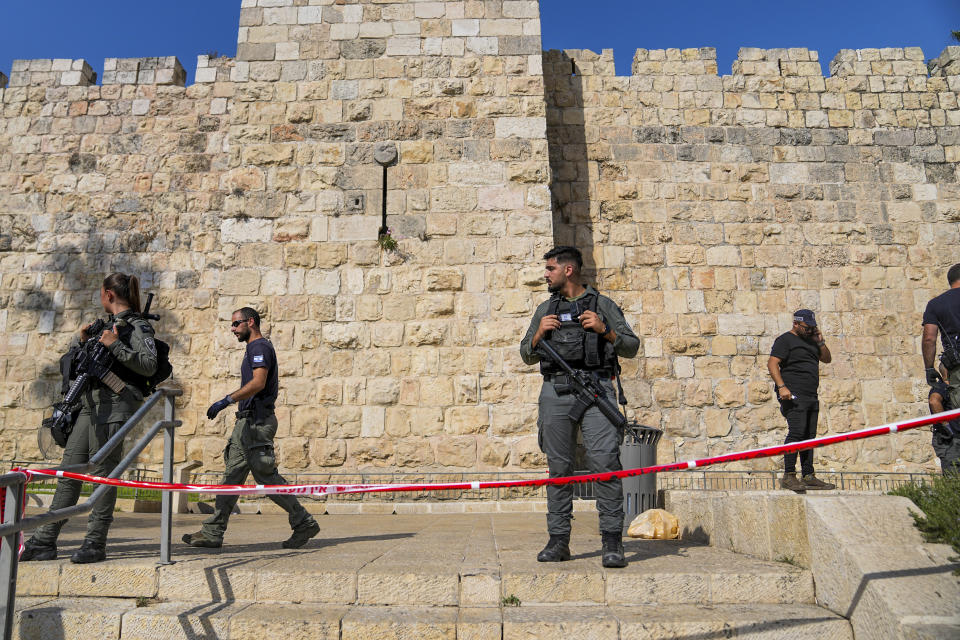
[544,246,583,272]
[235,307,260,328]
[948,263,960,286]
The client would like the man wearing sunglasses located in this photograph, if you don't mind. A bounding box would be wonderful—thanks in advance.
[768,309,836,493]
[182,307,320,549]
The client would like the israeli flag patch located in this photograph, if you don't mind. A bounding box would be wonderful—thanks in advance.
[253,355,264,364]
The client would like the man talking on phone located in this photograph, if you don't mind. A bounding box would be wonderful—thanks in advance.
[767,309,835,493]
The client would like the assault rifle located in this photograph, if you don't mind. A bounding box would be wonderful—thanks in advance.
[40,294,160,450]
[537,338,628,431]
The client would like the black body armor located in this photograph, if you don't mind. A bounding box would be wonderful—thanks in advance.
[539,292,618,377]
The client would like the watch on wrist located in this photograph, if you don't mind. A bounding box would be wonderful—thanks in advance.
[600,324,612,337]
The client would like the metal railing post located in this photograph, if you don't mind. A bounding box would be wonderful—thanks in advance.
[0,475,25,640]
[159,394,176,565]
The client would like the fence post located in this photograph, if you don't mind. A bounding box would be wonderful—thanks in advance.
[0,478,24,640]
[159,393,175,565]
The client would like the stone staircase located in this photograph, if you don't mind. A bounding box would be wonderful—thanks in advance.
[13,511,852,639]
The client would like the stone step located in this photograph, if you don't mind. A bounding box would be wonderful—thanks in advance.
[17,540,812,607]
[13,600,853,640]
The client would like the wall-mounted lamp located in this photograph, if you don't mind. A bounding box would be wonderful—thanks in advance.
[374,142,398,239]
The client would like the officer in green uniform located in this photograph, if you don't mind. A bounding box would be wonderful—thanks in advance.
[22,273,158,564]
[182,307,320,549]
[520,247,640,568]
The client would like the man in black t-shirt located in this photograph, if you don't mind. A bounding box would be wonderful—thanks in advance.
[928,371,960,474]
[182,307,320,550]
[922,264,960,411]
[767,309,836,492]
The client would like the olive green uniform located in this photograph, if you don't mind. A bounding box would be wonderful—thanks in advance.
[520,287,640,535]
[31,309,158,547]
[199,412,314,539]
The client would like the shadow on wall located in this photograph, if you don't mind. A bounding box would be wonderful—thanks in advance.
[2,217,184,459]
[543,50,593,270]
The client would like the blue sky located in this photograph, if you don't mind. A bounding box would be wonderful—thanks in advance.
[0,1,956,83]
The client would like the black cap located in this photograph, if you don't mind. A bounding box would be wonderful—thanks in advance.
[793,309,817,327]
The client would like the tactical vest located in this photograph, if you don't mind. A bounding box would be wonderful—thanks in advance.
[108,316,157,395]
[539,292,618,376]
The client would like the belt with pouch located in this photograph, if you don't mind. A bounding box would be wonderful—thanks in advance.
[236,405,275,420]
[544,371,612,386]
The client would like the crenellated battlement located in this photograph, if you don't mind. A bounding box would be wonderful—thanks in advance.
[633,48,719,76]
[829,47,927,77]
[194,55,237,83]
[733,48,821,77]
[929,46,960,77]
[8,58,96,87]
[545,45,960,84]
[102,57,186,86]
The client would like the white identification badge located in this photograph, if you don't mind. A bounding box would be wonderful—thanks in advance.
[559,313,573,322]
[253,355,264,363]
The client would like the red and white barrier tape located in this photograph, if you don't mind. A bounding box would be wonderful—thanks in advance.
[19,408,960,498]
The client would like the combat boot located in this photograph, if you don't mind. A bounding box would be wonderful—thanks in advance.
[20,538,56,562]
[536,534,570,562]
[70,540,106,564]
[181,530,223,548]
[802,474,836,491]
[601,531,627,568]
[780,472,806,493]
[282,520,320,549]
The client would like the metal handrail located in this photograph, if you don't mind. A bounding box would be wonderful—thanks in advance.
[0,387,181,640]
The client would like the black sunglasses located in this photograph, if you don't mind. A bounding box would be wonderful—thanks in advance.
[231,319,248,327]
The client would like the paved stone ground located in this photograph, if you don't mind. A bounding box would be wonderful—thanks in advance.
[11,509,854,639]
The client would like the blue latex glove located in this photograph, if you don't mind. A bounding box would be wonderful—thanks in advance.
[206,395,233,420]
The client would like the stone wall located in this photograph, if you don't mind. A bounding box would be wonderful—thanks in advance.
[1,0,958,475]
[543,44,960,472]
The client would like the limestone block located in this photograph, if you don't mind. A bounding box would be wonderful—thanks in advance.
[59,562,158,598]
[458,608,501,640]
[229,604,347,639]
[502,569,605,604]
[357,567,459,605]
[495,117,546,139]
[436,437,477,467]
[342,607,457,640]
[157,562,257,602]
[119,600,247,640]
[460,568,501,606]
[503,607,618,640]
[17,597,135,640]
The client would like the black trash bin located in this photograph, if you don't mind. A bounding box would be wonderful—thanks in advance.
[620,422,662,533]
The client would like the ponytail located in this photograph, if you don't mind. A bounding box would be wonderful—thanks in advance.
[102,273,142,313]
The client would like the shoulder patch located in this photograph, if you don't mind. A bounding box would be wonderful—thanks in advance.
[252,354,265,364]
[143,336,157,356]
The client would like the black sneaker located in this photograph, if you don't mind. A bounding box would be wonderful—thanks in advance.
[21,538,57,562]
[601,531,627,568]
[282,521,320,549]
[536,535,571,562]
[181,530,223,548]
[70,540,106,564]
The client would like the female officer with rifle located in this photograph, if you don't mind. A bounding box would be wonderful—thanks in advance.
[22,273,158,564]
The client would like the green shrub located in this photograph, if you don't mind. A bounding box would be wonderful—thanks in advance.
[889,474,960,567]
